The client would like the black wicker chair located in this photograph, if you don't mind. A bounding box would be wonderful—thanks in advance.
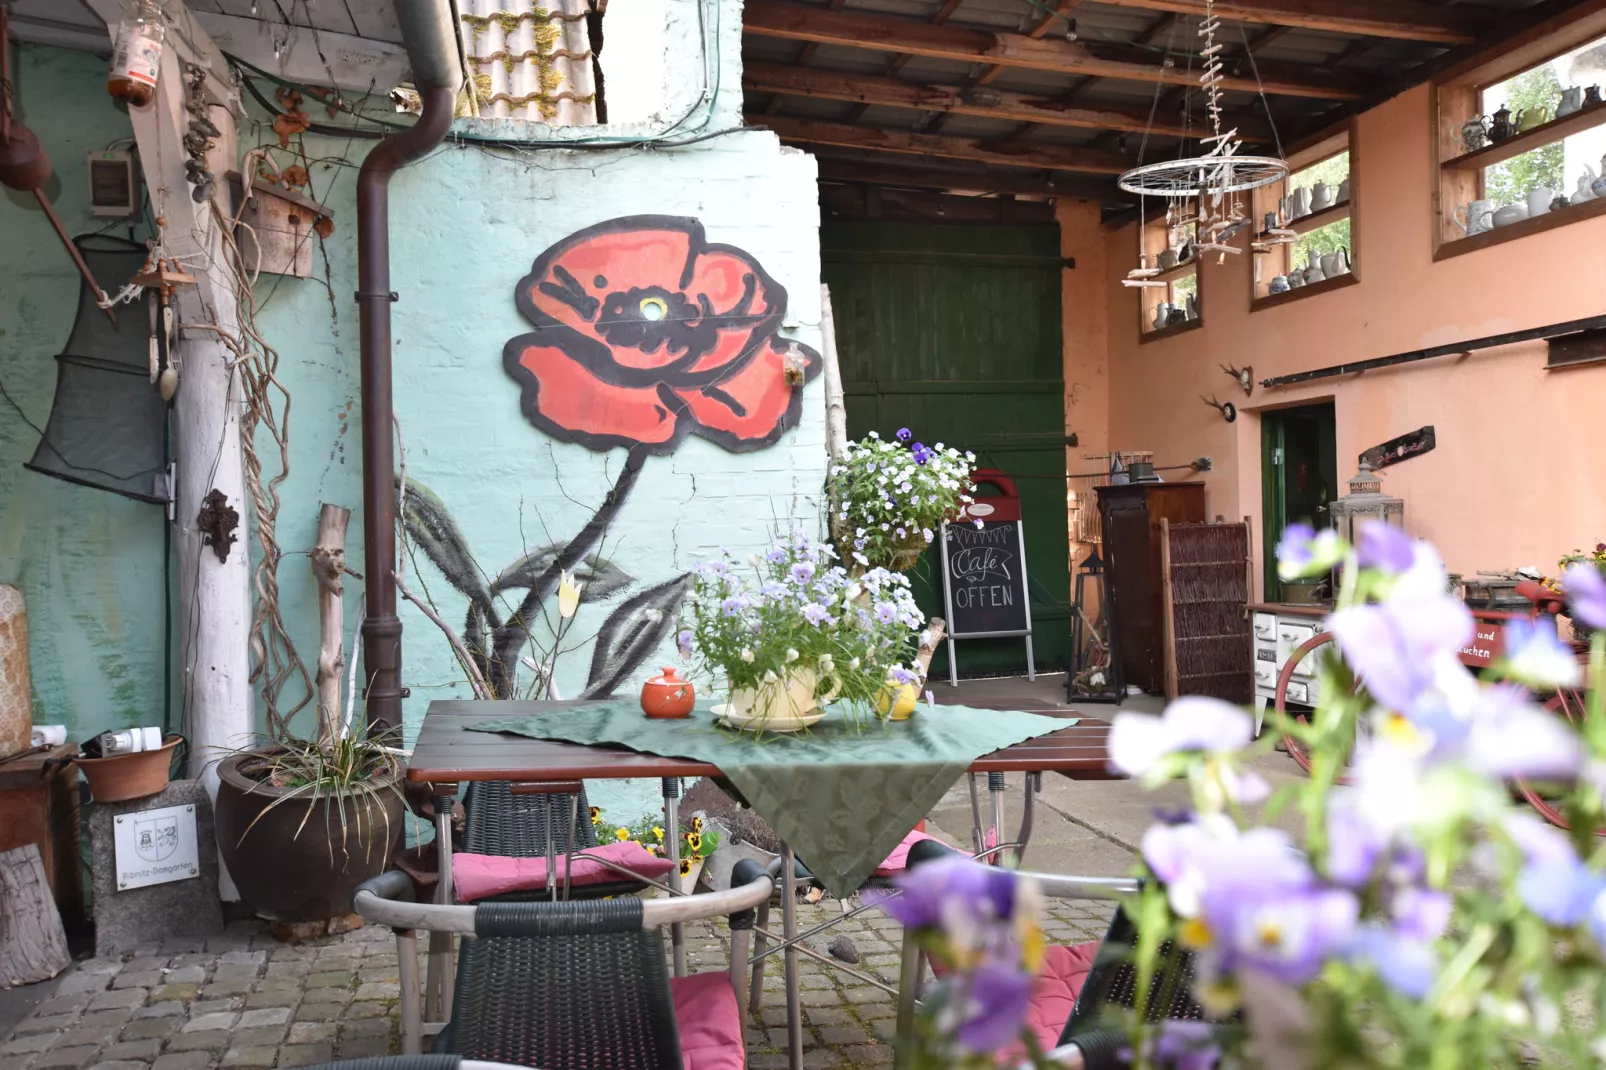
[461,780,649,901]
[300,1058,536,1070]
[890,839,1211,1070]
[354,861,772,1065]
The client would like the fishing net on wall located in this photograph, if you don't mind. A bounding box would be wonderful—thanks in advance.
[24,236,168,504]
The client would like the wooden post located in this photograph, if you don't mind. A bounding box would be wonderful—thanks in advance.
[0,844,70,988]
[1159,517,1179,701]
[311,504,351,743]
[820,284,849,463]
[84,0,252,898]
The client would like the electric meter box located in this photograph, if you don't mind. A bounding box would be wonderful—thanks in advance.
[87,151,139,217]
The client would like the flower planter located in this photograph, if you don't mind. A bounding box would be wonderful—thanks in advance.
[75,734,181,803]
[214,752,404,922]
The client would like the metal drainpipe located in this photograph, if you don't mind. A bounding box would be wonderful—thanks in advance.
[357,0,462,736]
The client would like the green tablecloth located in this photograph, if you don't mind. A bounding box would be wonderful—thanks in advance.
[466,699,1075,898]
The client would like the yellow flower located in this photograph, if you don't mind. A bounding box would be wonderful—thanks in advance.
[689,816,704,832]
[589,806,602,825]
[558,569,584,619]
[653,827,665,842]
[679,859,694,876]
[615,827,630,842]
[685,831,703,855]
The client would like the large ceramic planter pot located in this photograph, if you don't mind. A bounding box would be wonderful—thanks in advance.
[215,752,404,922]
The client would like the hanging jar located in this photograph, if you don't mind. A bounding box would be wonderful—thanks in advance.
[108,0,166,107]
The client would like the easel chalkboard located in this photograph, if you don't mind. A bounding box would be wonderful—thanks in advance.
[939,470,1035,686]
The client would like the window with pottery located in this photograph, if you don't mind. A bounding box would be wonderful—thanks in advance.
[1434,18,1606,257]
[1249,127,1355,304]
[1138,211,1201,338]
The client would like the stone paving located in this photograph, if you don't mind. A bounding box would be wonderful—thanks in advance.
[0,890,1114,1070]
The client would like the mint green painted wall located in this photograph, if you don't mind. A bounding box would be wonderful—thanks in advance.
[0,3,826,828]
[0,43,164,745]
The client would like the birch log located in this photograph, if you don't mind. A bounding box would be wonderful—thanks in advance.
[820,284,849,463]
[914,618,947,684]
[311,504,351,743]
[0,844,70,988]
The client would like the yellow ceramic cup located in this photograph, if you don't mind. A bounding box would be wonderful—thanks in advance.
[876,682,921,721]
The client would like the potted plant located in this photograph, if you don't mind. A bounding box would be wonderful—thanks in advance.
[883,525,1606,1067]
[828,429,976,572]
[1550,542,1606,641]
[598,808,724,896]
[679,533,926,732]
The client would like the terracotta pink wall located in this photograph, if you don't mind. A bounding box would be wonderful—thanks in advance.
[1070,83,1606,593]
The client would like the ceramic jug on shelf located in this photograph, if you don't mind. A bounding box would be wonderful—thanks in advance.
[1492,203,1528,228]
[1288,187,1312,220]
[1158,247,1179,270]
[1167,305,1188,327]
[1263,210,1279,233]
[1587,85,1603,106]
[1552,193,1572,213]
[1268,275,1290,295]
[1288,271,1306,289]
[1304,256,1326,285]
[1528,186,1556,217]
[1573,168,1597,205]
[1320,248,1350,277]
[1310,180,1334,212]
[1459,116,1489,153]
[1558,86,1585,118]
[1336,178,1350,203]
[1489,104,1514,142]
[1453,199,1495,234]
[1593,155,1606,198]
[1185,294,1199,321]
[1153,302,1172,330]
[1514,107,1549,133]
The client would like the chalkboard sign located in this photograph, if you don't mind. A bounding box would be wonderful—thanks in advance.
[938,469,1036,686]
[941,520,1030,637]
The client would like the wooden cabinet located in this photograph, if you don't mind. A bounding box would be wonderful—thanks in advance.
[0,744,85,937]
[1096,482,1207,693]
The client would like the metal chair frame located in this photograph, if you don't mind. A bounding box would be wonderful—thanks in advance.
[354,865,773,1056]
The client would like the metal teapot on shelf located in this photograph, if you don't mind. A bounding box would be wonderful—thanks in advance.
[1558,86,1585,118]
[1459,116,1489,153]
[1515,106,1551,133]
[1489,104,1515,142]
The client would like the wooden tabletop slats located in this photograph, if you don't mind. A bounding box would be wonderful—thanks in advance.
[406,701,1114,785]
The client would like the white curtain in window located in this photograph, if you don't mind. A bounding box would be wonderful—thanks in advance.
[459,0,601,125]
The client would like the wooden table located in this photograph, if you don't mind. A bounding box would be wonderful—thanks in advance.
[406,700,1115,1070]
[0,744,84,938]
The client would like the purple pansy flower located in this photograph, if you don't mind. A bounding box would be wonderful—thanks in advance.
[1461,684,1582,780]
[675,628,694,656]
[1355,522,1415,575]
[1109,697,1254,778]
[1565,563,1606,630]
[1390,887,1450,942]
[950,960,1032,1054]
[896,427,913,442]
[874,602,898,624]
[1327,593,1473,720]
[1348,923,1437,998]
[789,561,816,584]
[801,603,831,626]
[1208,884,1359,984]
[1121,1020,1221,1070]
[1498,617,1582,689]
[1276,522,1344,580]
[1505,812,1604,926]
[1325,796,1390,887]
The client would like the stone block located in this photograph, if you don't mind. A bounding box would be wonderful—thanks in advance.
[152,1054,214,1070]
[182,1010,238,1032]
[119,1017,180,1042]
[30,1046,101,1069]
[148,984,198,1003]
[337,1032,393,1058]
[34,993,93,1017]
[87,990,146,1011]
[98,1040,163,1062]
[163,1029,230,1053]
[162,967,207,985]
[15,1013,78,1035]
[276,1042,334,1067]
[55,971,115,995]
[286,1023,337,1044]
[237,1007,291,1028]
[231,1026,288,1047]
[3,1031,60,1054]
[90,781,224,957]
[220,1047,278,1068]
[86,1062,149,1070]
[135,1002,184,1019]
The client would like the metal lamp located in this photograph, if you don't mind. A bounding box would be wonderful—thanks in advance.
[1329,458,1404,543]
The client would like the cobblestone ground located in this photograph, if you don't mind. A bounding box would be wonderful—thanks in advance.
[1,897,1114,1070]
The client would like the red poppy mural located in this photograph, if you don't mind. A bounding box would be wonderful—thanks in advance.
[503,215,821,454]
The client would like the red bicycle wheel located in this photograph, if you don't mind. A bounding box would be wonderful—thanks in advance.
[1514,686,1604,832]
[1275,632,1347,781]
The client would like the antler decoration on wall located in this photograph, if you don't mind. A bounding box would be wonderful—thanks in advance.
[1220,363,1253,396]
[1201,395,1238,423]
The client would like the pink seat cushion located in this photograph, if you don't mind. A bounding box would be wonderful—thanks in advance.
[998,942,1099,1063]
[453,841,676,902]
[671,971,746,1070]
[873,830,940,876]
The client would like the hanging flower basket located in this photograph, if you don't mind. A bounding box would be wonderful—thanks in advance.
[827,429,976,574]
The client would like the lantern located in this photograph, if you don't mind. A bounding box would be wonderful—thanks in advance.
[1329,458,1404,544]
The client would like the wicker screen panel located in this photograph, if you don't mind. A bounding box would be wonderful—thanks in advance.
[1161,521,1253,703]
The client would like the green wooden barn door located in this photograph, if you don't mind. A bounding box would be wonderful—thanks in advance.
[821,222,1071,677]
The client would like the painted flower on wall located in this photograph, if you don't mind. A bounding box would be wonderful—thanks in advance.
[503,215,821,453]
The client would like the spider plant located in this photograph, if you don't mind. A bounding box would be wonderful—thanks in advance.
[232,732,405,867]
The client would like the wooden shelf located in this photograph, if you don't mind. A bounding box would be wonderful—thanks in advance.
[1435,192,1606,260]
[1442,99,1606,172]
[1138,257,1200,285]
[1140,316,1204,345]
[1258,199,1350,239]
[1252,270,1359,309]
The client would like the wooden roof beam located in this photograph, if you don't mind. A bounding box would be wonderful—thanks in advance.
[758,114,1132,172]
[744,0,1366,100]
[814,155,1111,198]
[744,62,1244,139]
[1079,0,1478,43]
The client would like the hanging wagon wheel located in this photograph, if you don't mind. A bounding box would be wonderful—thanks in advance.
[1514,684,1606,833]
[1274,632,1352,782]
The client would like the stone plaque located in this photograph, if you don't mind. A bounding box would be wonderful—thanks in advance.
[91,779,223,955]
[112,802,199,889]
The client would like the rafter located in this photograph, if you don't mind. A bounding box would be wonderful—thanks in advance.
[743,1,1366,101]
[758,115,1132,173]
[744,63,1232,140]
[815,155,1108,198]
[1071,0,1477,43]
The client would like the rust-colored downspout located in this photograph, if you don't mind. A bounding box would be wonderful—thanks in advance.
[357,1,461,736]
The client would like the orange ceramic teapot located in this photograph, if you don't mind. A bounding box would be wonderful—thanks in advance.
[641,667,695,719]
